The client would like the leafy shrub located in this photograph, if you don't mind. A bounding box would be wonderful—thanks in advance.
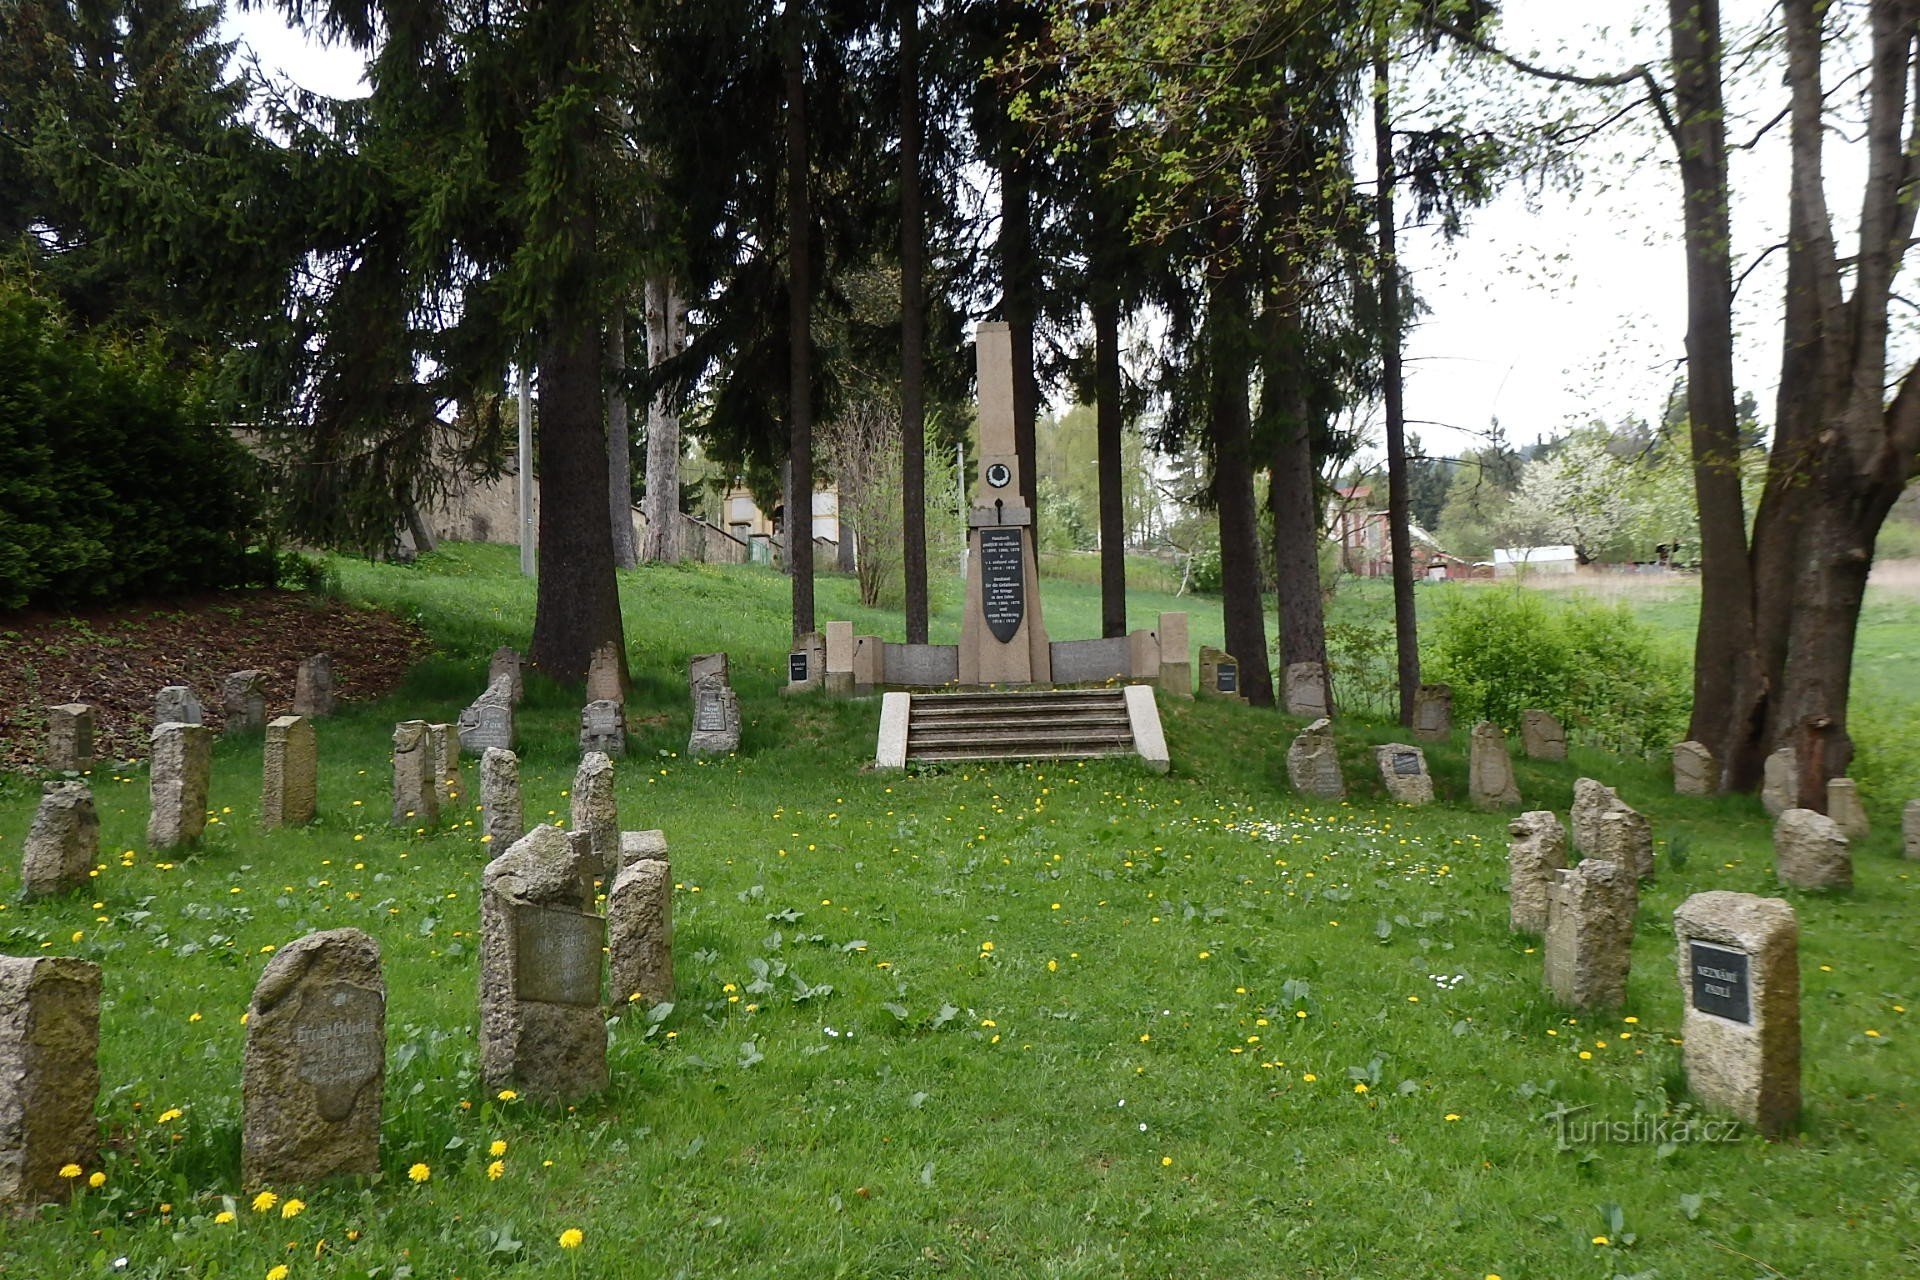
[1323,618,1397,720]
[0,278,267,609]
[1424,587,1689,756]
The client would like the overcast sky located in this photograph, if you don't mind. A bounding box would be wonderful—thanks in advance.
[222,1,1877,462]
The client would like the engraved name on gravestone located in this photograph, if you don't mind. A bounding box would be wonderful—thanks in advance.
[513,904,604,1006]
[293,982,384,1122]
[788,651,810,683]
[978,527,1025,643]
[696,700,727,732]
[1690,942,1750,1024]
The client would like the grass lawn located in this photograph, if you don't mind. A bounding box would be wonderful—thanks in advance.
[1,545,1915,1278]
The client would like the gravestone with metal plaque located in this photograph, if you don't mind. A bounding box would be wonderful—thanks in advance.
[1674,891,1799,1136]
[1216,662,1239,695]
[1689,941,1751,1023]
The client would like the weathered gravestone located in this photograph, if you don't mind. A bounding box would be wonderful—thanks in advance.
[784,631,826,694]
[1760,746,1798,817]
[1674,891,1800,1137]
[427,723,463,808]
[242,928,385,1188]
[571,752,619,877]
[1544,858,1637,1011]
[1520,709,1567,761]
[223,671,267,735]
[1282,662,1330,718]
[45,704,95,773]
[608,840,673,1008]
[1825,778,1869,840]
[1411,683,1453,740]
[1157,611,1192,698]
[585,642,625,704]
[21,781,98,898]
[147,722,212,850]
[481,824,608,1101]
[1468,721,1523,810]
[0,956,100,1207]
[1571,777,1654,879]
[619,828,668,868]
[488,647,524,704]
[1672,740,1719,796]
[1772,808,1850,890]
[155,686,204,727]
[688,653,741,757]
[481,748,524,849]
[1286,718,1345,800]
[579,700,627,757]
[1375,743,1434,805]
[293,654,335,717]
[1198,647,1246,702]
[824,621,856,696]
[261,716,317,831]
[1906,799,1920,859]
[1507,811,1568,934]
[390,721,438,826]
[457,677,516,755]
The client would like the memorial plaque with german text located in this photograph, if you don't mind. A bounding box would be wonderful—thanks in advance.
[695,697,727,732]
[979,527,1025,644]
[294,981,384,1122]
[513,903,605,1006]
[788,651,809,683]
[1392,750,1422,777]
[1216,662,1239,694]
[1689,940,1751,1023]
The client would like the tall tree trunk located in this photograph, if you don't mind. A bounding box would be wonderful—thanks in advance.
[1094,294,1126,637]
[899,0,929,643]
[606,311,637,569]
[785,7,815,637]
[640,276,684,563]
[1209,256,1275,708]
[1668,0,1755,780]
[1372,44,1419,725]
[1266,363,1328,680]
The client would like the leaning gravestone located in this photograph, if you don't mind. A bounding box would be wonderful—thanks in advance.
[1519,709,1567,761]
[688,653,742,756]
[1411,683,1453,740]
[1282,662,1330,718]
[147,722,212,850]
[261,716,317,831]
[1375,743,1434,805]
[242,928,385,1188]
[1674,891,1800,1137]
[608,840,673,1008]
[223,670,268,735]
[1507,810,1568,934]
[293,654,335,717]
[427,723,464,808]
[391,721,438,826]
[1906,800,1920,859]
[1772,808,1850,890]
[585,642,625,704]
[489,647,524,704]
[571,752,619,877]
[457,677,516,754]
[481,824,609,1101]
[481,748,524,850]
[1825,778,1869,840]
[1761,746,1798,817]
[44,704,95,773]
[0,956,101,1207]
[1286,718,1345,800]
[21,781,99,898]
[1672,740,1719,796]
[579,699,627,757]
[1468,722,1522,810]
[155,686,204,727]
[1543,858,1637,1011]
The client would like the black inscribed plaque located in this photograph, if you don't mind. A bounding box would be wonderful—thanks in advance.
[1392,750,1422,777]
[978,527,1026,644]
[1689,941,1751,1024]
[788,651,809,684]
[1216,661,1239,693]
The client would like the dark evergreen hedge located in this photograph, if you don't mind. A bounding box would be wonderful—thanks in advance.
[0,276,268,610]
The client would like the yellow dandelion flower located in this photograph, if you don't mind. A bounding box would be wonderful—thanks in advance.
[88,1171,106,1188]
[70,930,84,943]
[267,1266,290,1280]
[1302,1073,1317,1082]
[559,1228,584,1249]
[1353,1083,1369,1094]
[489,1139,507,1157]
[1592,1236,1610,1246]
[252,1191,279,1212]
[496,1089,518,1102]
[1160,1156,1172,1167]
[487,1160,505,1181]
[59,1163,83,1179]
[158,1108,184,1124]
[408,1163,431,1183]
[281,1198,305,1219]
[214,1210,236,1224]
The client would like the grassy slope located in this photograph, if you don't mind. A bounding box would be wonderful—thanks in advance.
[0,547,1914,1279]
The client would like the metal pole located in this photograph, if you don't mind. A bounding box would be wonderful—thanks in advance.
[518,364,536,577]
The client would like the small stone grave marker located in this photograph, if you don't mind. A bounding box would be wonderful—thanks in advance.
[428,723,463,807]
[609,842,673,1008]
[21,781,99,899]
[1286,718,1344,800]
[1507,810,1567,934]
[489,647,524,704]
[148,722,212,849]
[1375,743,1433,805]
[1905,799,1920,859]
[391,720,438,826]
[458,677,516,754]
[1674,891,1800,1137]
[1543,858,1637,1011]
[1572,777,1654,879]
[1468,721,1522,810]
[1282,661,1329,717]
[1411,683,1452,740]
[571,752,618,876]
[688,653,741,756]
[579,699,627,757]
[585,642,625,704]
[0,956,101,1207]
[1519,709,1567,760]
[481,747,524,850]
[261,716,317,830]
[223,671,267,735]
[1761,746,1798,817]
[1672,740,1719,796]
[155,686,203,726]
[1772,808,1850,890]
[293,654,335,717]
[45,704,94,773]
[1825,778,1868,840]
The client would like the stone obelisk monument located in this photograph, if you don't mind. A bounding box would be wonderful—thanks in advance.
[958,322,1051,685]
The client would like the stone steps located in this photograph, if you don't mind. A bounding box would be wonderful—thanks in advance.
[888,689,1150,767]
